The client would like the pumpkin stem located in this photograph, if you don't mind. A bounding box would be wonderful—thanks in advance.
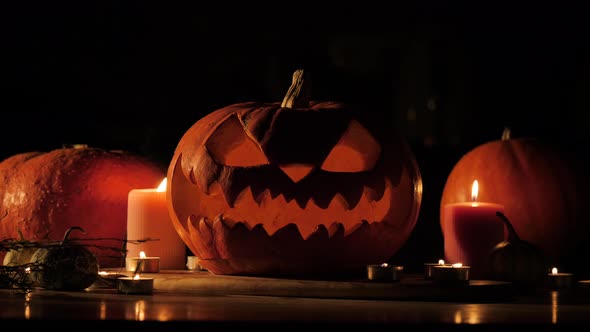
[496,211,520,242]
[61,226,86,244]
[281,69,311,108]
[501,127,511,140]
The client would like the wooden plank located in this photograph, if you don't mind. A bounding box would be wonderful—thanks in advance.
[96,270,515,302]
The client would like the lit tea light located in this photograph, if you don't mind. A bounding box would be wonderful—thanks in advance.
[432,262,470,285]
[126,251,160,273]
[367,263,404,282]
[547,267,574,289]
[578,280,590,294]
[117,273,154,295]
[424,259,451,280]
[96,270,127,288]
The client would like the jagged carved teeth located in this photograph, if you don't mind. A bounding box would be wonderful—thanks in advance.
[217,177,389,210]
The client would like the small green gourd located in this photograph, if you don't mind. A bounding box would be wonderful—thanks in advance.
[488,211,547,287]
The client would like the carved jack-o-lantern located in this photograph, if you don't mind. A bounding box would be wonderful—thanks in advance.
[167,70,422,276]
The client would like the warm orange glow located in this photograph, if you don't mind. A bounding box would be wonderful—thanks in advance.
[205,115,269,167]
[320,120,381,172]
[452,263,463,268]
[552,267,558,275]
[133,274,140,280]
[98,271,108,275]
[156,178,167,192]
[381,263,388,267]
[201,179,394,239]
[279,164,314,183]
[471,180,479,202]
[438,259,445,265]
[139,251,147,259]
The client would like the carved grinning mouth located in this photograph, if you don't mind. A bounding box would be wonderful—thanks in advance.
[197,178,393,239]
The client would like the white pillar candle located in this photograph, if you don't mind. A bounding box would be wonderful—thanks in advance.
[127,178,186,270]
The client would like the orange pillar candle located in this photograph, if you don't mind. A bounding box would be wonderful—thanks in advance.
[442,180,505,279]
[127,178,186,270]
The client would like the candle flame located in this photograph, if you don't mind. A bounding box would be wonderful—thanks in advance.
[552,267,558,275]
[133,274,141,280]
[139,251,147,259]
[381,263,388,267]
[452,263,463,268]
[438,259,445,265]
[156,178,167,192]
[471,180,479,202]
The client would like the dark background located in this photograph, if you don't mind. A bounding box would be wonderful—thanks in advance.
[3,3,590,274]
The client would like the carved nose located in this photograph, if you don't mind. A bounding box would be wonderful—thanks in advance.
[279,164,314,183]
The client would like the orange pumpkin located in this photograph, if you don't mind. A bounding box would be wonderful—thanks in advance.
[167,70,422,277]
[440,128,589,269]
[0,145,164,268]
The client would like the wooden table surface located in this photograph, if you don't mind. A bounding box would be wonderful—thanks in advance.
[2,271,590,331]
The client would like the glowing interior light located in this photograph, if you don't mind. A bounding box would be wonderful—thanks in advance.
[452,263,463,268]
[438,259,445,265]
[551,267,558,275]
[98,271,108,275]
[381,263,388,267]
[156,178,167,192]
[133,274,141,280]
[139,251,147,259]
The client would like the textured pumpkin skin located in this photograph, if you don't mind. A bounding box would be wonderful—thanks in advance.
[2,247,38,266]
[489,240,546,287]
[0,147,164,268]
[167,101,422,276]
[440,135,589,267]
[30,244,99,290]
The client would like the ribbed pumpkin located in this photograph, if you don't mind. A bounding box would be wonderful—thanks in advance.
[441,128,589,268]
[167,70,422,277]
[0,145,164,268]
[29,226,99,291]
[488,212,546,287]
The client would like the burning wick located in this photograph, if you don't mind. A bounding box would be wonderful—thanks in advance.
[547,267,574,289]
[431,262,470,284]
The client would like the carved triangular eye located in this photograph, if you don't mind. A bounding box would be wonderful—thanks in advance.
[320,120,381,172]
[206,114,270,167]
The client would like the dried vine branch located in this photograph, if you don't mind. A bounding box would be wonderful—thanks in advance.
[1,236,158,293]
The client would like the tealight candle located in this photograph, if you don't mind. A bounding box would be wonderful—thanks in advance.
[578,280,590,296]
[117,274,154,295]
[432,263,470,285]
[547,267,574,289]
[96,270,128,288]
[424,259,450,280]
[126,251,160,273]
[367,263,404,282]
